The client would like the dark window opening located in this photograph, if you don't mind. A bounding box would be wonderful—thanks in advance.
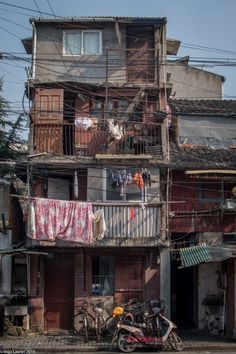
[12,256,27,295]
[92,256,114,296]
[199,181,223,202]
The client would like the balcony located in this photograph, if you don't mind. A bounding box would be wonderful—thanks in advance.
[33,120,162,158]
[93,202,161,246]
[28,200,161,247]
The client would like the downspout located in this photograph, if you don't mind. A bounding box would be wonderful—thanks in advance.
[32,21,37,80]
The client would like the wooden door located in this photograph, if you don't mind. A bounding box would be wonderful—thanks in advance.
[44,253,74,331]
[115,256,144,304]
[126,27,155,83]
[33,88,64,154]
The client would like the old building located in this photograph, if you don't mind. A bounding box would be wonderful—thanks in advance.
[20,16,175,332]
[167,57,224,100]
[168,99,236,336]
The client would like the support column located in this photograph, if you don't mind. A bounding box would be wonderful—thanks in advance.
[160,248,171,318]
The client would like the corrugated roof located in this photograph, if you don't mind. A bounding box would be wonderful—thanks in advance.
[169,99,236,116]
[179,243,233,268]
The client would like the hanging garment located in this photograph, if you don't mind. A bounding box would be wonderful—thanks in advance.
[90,209,107,240]
[75,117,93,130]
[133,172,144,189]
[29,198,93,243]
[108,119,124,140]
[130,207,136,221]
[74,171,79,199]
[142,169,151,186]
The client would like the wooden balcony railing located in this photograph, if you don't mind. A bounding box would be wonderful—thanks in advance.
[33,121,162,158]
[93,202,160,239]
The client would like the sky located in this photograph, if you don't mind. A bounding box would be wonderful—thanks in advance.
[1,0,236,127]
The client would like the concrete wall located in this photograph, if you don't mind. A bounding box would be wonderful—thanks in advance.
[167,62,223,99]
[87,168,104,201]
[198,262,224,331]
[0,180,10,223]
[0,231,12,295]
[34,22,126,83]
[146,168,160,203]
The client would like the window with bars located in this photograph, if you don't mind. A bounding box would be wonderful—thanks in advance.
[92,256,114,296]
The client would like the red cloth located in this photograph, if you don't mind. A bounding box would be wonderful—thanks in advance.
[130,207,136,221]
[30,198,93,243]
[133,172,144,189]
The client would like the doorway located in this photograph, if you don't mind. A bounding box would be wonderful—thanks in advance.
[44,252,74,331]
[171,259,196,329]
[126,26,155,83]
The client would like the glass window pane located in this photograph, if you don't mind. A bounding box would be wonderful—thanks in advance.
[64,32,81,55]
[92,256,114,296]
[83,32,100,55]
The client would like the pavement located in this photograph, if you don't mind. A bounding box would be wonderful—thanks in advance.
[0,330,236,353]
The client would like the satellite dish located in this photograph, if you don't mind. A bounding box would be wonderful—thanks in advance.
[232,186,236,198]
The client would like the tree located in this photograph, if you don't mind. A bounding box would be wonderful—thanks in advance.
[0,78,25,160]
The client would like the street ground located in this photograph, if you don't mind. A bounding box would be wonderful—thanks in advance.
[0,330,236,353]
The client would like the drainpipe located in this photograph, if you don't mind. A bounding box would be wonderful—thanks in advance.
[32,21,37,80]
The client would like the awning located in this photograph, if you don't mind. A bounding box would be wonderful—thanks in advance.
[179,243,233,268]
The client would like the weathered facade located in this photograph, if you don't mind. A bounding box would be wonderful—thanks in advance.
[22,16,172,332]
[167,59,224,100]
[168,99,236,336]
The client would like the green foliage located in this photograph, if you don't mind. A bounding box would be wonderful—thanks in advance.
[0,78,25,159]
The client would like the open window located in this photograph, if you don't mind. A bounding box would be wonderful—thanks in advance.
[106,169,144,201]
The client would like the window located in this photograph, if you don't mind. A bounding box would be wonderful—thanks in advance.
[92,256,114,296]
[199,181,223,202]
[63,30,102,55]
[12,256,27,295]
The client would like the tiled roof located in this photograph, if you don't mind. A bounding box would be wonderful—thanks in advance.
[168,99,236,116]
[169,143,236,169]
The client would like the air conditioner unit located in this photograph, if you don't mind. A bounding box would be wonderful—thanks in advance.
[224,199,236,210]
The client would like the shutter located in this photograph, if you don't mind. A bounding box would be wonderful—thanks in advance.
[33,88,64,124]
[33,89,64,154]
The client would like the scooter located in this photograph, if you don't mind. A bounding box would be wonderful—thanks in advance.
[112,305,183,352]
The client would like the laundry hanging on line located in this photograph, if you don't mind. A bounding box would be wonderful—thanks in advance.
[29,198,106,243]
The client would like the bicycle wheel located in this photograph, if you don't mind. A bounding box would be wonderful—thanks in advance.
[74,312,94,342]
[96,315,105,342]
[106,315,117,335]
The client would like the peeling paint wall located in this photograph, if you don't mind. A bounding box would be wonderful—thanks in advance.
[178,115,236,149]
[0,231,12,295]
[167,62,223,100]
[35,23,126,83]
[198,262,225,332]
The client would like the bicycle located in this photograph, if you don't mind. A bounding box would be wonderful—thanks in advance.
[74,301,94,343]
[74,299,115,342]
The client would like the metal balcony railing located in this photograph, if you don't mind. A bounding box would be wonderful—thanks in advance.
[92,202,160,239]
[33,121,162,158]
